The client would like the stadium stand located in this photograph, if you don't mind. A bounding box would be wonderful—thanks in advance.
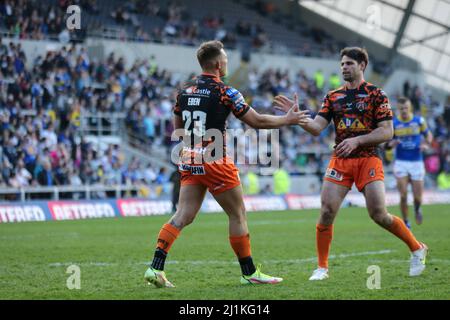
[0,0,342,57]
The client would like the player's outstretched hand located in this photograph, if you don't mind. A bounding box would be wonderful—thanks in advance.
[273,95,295,113]
[286,93,310,125]
[335,137,360,158]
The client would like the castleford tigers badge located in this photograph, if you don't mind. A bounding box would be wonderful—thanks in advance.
[356,101,367,112]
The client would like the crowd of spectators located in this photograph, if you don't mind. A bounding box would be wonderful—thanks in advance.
[0,0,88,42]
[0,0,343,58]
[0,38,176,199]
[1,35,449,196]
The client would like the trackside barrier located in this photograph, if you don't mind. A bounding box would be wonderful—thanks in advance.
[0,191,449,223]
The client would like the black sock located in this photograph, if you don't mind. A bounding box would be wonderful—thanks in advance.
[239,256,256,276]
[414,202,421,213]
[151,248,167,271]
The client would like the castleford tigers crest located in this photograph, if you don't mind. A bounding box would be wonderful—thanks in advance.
[356,101,367,112]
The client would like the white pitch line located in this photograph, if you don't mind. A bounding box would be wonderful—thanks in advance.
[372,259,450,265]
[49,262,114,267]
[261,249,395,264]
[48,249,395,267]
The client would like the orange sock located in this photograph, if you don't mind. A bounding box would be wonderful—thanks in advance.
[387,215,421,252]
[316,224,333,269]
[156,223,180,253]
[229,233,252,259]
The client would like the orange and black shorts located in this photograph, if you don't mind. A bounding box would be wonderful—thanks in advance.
[179,156,241,195]
[324,156,384,192]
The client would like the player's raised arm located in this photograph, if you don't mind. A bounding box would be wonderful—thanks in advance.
[273,93,329,136]
[224,86,309,129]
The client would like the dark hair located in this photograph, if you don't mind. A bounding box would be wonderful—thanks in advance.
[397,96,411,105]
[196,40,224,69]
[340,47,369,70]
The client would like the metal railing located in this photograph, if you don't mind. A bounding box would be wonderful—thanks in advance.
[80,112,126,136]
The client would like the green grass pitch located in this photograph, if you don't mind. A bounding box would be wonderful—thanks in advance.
[0,204,449,300]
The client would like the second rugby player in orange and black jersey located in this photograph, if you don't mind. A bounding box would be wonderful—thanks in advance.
[319,80,393,159]
[273,47,426,281]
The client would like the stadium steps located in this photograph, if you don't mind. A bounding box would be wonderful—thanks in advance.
[121,141,173,171]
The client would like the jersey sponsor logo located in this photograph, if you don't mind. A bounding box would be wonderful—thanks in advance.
[379,103,390,110]
[185,86,211,95]
[226,88,239,97]
[344,117,353,128]
[178,164,205,175]
[356,94,369,98]
[350,118,366,130]
[182,146,208,155]
[226,88,246,111]
[191,166,205,175]
[337,120,347,129]
[395,126,420,136]
[325,168,343,181]
[337,118,366,131]
[178,164,191,171]
[399,140,419,150]
[185,86,195,94]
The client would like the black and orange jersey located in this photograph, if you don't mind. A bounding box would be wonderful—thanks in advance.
[173,73,250,148]
[318,81,393,158]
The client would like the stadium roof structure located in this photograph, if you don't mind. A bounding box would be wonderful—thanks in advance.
[298,0,450,93]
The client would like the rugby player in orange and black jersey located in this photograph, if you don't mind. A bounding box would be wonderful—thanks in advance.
[173,72,250,160]
[273,47,427,281]
[144,40,310,289]
[319,80,393,160]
